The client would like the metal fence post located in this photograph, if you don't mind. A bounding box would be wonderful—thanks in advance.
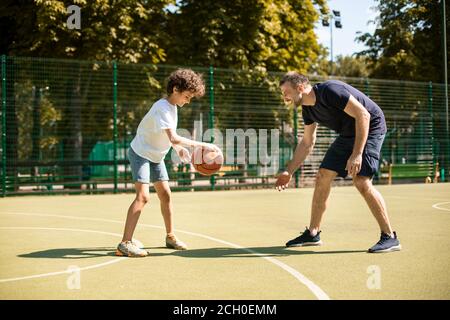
[428,82,436,169]
[113,61,118,193]
[294,106,299,188]
[209,66,216,191]
[364,78,370,97]
[1,55,6,197]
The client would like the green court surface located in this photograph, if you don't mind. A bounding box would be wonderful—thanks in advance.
[0,183,449,300]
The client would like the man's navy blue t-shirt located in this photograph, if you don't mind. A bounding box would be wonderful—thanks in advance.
[301,80,387,137]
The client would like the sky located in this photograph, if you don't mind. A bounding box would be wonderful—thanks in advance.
[315,0,379,59]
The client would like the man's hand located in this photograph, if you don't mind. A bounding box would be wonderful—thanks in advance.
[176,146,192,163]
[275,171,292,191]
[346,153,362,176]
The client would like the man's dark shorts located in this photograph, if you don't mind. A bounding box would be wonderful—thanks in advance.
[320,134,385,178]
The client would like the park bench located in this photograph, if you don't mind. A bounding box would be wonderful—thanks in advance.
[380,162,440,184]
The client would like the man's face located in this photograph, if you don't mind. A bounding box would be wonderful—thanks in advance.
[173,89,194,107]
[280,82,303,107]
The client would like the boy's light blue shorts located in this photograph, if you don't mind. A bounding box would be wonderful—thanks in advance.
[127,147,169,184]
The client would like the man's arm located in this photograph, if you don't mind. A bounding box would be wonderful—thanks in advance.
[275,122,317,191]
[343,95,371,176]
[286,123,317,175]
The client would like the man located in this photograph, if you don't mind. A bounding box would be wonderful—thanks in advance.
[276,72,401,253]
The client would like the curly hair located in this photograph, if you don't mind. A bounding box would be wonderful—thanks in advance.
[166,69,205,97]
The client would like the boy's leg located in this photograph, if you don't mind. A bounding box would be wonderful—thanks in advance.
[154,180,187,250]
[353,176,393,234]
[153,180,173,235]
[121,182,150,242]
[309,168,338,235]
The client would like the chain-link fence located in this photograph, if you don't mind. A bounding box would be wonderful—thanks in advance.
[1,56,449,196]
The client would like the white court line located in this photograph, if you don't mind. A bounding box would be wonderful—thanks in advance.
[332,192,450,202]
[432,202,450,212]
[0,227,127,283]
[0,212,330,300]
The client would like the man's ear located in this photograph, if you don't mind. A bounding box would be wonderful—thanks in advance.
[297,84,304,93]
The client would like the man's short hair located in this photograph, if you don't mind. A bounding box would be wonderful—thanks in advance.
[279,72,309,87]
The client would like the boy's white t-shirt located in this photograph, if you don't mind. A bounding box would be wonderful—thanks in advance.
[130,98,178,163]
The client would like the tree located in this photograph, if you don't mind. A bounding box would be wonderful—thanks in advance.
[312,54,370,78]
[356,0,450,82]
[165,0,327,73]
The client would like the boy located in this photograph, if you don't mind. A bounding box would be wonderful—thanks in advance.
[116,68,220,257]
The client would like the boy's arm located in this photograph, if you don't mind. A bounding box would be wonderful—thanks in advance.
[171,144,191,163]
[164,128,219,152]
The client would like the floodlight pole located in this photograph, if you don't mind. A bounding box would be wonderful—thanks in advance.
[442,0,449,175]
[323,10,342,76]
[330,17,334,75]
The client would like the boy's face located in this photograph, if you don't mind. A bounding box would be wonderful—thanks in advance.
[280,82,303,107]
[172,88,195,107]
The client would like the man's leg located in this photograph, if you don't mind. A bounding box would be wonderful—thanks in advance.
[353,175,393,235]
[309,168,338,236]
[285,168,337,247]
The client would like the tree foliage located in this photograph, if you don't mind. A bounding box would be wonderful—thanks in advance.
[165,0,327,73]
[1,0,171,63]
[356,0,449,82]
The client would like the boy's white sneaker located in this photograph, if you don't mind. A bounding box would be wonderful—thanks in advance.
[166,234,188,250]
[116,241,148,257]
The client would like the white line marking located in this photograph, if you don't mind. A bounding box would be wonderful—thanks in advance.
[170,228,330,300]
[432,202,450,212]
[0,227,128,283]
[0,212,330,300]
[332,192,450,202]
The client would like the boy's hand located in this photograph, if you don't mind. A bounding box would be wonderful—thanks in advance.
[203,143,222,153]
[176,146,192,163]
[275,171,292,191]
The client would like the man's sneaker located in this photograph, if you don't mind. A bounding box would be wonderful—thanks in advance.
[368,231,402,253]
[166,234,187,250]
[286,228,323,247]
[116,241,148,257]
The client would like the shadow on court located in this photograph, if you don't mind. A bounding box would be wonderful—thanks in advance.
[17,246,367,259]
[18,248,117,259]
[161,246,368,258]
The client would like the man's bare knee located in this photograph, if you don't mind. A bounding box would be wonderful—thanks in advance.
[315,169,335,187]
[353,177,372,195]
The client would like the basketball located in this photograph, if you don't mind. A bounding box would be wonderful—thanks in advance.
[192,146,223,176]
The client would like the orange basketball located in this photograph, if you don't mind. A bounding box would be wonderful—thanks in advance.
[192,146,223,176]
